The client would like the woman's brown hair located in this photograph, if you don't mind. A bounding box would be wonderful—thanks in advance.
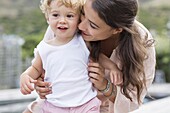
[92,0,154,103]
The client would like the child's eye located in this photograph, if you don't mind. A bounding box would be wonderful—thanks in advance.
[67,14,74,18]
[52,14,59,17]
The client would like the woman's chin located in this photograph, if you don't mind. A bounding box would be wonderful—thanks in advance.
[82,33,93,41]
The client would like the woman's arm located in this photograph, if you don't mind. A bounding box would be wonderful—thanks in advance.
[99,53,123,85]
[88,61,117,102]
[99,53,117,70]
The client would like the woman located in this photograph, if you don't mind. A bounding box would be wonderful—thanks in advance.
[78,0,156,113]
[26,0,156,113]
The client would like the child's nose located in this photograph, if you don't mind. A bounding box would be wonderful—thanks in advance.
[59,17,66,24]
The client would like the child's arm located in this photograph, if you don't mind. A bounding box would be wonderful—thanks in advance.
[20,52,43,95]
[99,53,123,85]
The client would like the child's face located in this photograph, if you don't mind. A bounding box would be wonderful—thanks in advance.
[47,0,80,39]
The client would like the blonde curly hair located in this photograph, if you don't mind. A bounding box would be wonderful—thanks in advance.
[40,0,85,17]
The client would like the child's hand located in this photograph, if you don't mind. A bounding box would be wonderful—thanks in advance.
[109,64,123,85]
[20,73,37,95]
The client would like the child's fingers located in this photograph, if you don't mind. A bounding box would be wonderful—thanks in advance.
[30,79,37,83]
[110,73,114,83]
[110,72,123,85]
[111,76,114,83]
[21,84,33,95]
[20,88,29,95]
[25,78,36,91]
[118,73,123,85]
[27,83,34,91]
[110,72,117,84]
[115,73,123,85]
[114,74,118,85]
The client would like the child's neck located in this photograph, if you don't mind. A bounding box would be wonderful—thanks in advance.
[47,36,74,46]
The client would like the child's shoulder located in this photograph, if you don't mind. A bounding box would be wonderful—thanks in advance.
[44,38,56,45]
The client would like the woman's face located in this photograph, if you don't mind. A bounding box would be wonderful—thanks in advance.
[78,0,115,42]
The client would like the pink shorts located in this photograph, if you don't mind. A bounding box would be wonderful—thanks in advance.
[37,97,101,113]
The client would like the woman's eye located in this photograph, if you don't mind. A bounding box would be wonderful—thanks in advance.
[90,23,97,29]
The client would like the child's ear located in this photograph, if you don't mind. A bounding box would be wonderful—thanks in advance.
[47,19,49,24]
[112,28,123,34]
[45,15,49,24]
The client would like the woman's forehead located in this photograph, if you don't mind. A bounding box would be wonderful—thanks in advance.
[84,0,108,28]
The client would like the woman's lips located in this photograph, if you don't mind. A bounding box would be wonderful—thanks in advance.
[82,32,90,36]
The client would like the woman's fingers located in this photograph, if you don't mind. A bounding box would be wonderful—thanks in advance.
[35,85,52,99]
[34,79,52,99]
[34,71,52,99]
[89,74,107,91]
[36,85,51,99]
[35,84,51,93]
[88,63,104,75]
[88,61,107,91]
[88,62,103,71]
[89,72,99,81]
[35,79,51,87]
[88,61,105,80]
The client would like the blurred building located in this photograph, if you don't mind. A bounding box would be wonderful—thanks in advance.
[0,34,24,89]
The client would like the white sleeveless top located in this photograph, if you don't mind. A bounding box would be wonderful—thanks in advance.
[37,34,97,107]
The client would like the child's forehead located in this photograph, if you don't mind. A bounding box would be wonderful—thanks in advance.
[56,0,82,5]
[50,1,73,9]
[51,0,83,11]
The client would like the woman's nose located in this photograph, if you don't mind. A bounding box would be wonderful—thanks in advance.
[78,16,86,31]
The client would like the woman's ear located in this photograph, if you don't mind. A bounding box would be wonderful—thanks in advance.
[112,28,123,34]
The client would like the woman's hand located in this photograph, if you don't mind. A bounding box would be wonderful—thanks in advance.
[34,72,52,99]
[88,60,108,91]
[88,60,117,102]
